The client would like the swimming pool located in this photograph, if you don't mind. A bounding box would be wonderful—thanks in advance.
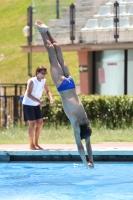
[0,162,133,200]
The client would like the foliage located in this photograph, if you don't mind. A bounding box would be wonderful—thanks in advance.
[42,95,133,129]
[41,96,69,128]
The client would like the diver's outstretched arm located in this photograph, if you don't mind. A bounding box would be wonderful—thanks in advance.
[85,137,94,168]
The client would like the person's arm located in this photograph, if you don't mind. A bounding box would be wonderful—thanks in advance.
[74,128,89,168]
[44,83,54,106]
[85,137,94,168]
[27,80,46,106]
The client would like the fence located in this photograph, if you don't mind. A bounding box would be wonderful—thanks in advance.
[0,83,27,96]
[0,95,23,128]
[0,84,26,128]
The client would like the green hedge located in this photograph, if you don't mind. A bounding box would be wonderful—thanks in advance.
[41,95,133,129]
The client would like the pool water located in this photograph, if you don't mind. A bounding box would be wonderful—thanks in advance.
[0,162,133,200]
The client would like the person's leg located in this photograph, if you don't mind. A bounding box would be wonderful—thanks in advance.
[47,31,70,78]
[85,137,94,168]
[28,120,37,150]
[34,118,43,149]
[35,20,70,78]
[35,20,64,87]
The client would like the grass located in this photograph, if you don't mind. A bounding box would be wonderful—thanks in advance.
[0,0,77,96]
[0,125,133,144]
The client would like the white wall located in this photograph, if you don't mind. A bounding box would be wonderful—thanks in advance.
[127,50,133,95]
[95,50,124,95]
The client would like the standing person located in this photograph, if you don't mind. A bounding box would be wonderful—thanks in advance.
[22,66,54,150]
[35,20,94,168]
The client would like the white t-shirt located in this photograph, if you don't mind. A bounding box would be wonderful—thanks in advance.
[22,76,46,106]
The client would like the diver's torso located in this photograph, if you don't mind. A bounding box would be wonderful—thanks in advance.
[59,89,88,125]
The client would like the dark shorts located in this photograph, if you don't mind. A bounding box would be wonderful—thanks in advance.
[23,105,42,121]
[79,123,92,140]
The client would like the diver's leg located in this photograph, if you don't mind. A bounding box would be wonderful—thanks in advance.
[35,20,64,87]
[47,31,70,78]
[35,20,70,78]
[47,31,70,77]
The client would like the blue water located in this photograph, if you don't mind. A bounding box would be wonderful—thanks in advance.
[0,162,133,200]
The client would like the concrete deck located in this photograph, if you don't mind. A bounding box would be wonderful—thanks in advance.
[0,143,133,162]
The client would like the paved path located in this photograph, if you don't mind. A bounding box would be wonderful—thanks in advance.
[0,142,133,151]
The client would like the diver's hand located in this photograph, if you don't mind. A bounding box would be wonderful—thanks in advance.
[88,161,94,168]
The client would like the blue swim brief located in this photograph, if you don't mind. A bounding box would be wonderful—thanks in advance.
[57,77,76,92]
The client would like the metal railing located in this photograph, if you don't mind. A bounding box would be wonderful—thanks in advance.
[0,84,26,127]
[0,95,23,128]
[0,83,27,96]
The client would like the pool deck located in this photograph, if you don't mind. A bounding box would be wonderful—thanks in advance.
[0,143,133,162]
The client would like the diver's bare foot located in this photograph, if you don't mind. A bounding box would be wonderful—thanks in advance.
[35,20,49,33]
[30,145,37,150]
[35,144,44,150]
